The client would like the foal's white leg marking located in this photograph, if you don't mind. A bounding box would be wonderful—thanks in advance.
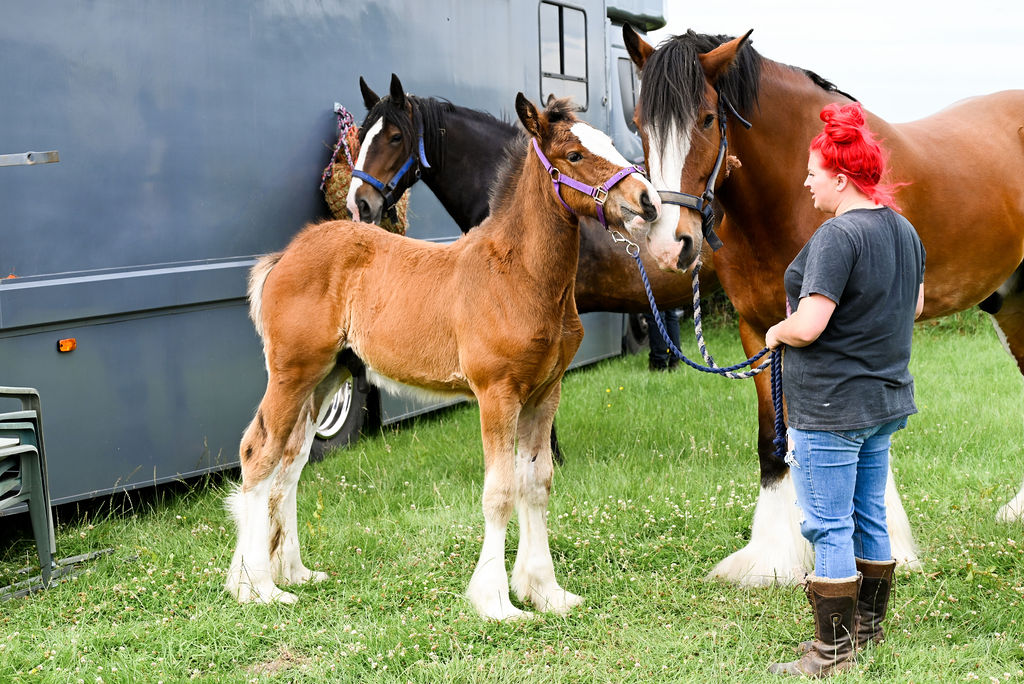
[706,470,810,586]
[509,447,582,614]
[466,470,526,621]
[989,315,1024,522]
[225,462,298,604]
[885,465,921,569]
[271,416,329,586]
[345,117,384,221]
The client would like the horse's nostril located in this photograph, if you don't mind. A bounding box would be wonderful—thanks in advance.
[678,233,694,253]
[640,191,657,221]
[357,199,374,224]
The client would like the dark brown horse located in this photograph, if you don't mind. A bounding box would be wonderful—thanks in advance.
[225,95,659,618]
[624,26,1024,584]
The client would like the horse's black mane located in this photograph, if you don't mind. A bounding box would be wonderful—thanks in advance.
[360,95,517,174]
[802,69,858,103]
[638,30,855,140]
[487,98,579,216]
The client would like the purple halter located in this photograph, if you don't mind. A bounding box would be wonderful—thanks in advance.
[531,138,645,229]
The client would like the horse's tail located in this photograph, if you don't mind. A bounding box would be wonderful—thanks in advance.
[248,251,283,341]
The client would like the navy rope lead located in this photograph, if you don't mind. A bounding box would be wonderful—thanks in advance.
[619,233,788,462]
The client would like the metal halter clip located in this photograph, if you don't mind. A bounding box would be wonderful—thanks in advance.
[548,167,561,181]
[593,187,608,204]
[610,230,640,257]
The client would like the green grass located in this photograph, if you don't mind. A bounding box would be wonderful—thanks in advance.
[2,309,1023,682]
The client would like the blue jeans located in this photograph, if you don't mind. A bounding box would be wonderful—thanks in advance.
[787,417,907,578]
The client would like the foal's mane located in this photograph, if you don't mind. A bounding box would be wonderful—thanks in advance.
[359,95,517,174]
[487,98,579,216]
[638,31,856,143]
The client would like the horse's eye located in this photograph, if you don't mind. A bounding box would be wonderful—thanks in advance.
[390,133,402,144]
[568,151,584,163]
[703,114,715,129]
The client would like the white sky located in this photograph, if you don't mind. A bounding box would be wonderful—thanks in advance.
[648,1,1023,123]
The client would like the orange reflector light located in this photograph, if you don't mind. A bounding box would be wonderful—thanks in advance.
[57,338,77,353]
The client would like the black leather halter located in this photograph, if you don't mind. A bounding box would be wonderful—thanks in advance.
[656,94,751,251]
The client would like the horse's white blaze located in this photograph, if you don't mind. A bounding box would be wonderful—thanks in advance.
[345,117,384,221]
[643,123,696,270]
[570,121,655,210]
[571,121,631,166]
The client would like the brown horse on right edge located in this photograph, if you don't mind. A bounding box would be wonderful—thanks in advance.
[624,26,1024,585]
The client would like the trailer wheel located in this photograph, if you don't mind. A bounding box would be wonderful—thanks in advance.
[310,375,371,462]
[622,312,649,355]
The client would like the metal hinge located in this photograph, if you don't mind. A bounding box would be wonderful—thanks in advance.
[0,151,60,167]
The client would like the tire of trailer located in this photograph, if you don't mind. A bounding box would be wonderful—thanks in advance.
[310,372,374,462]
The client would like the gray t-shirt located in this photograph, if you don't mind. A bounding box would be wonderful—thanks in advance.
[783,207,926,430]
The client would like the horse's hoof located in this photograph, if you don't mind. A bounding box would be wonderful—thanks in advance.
[530,587,583,614]
[282,567,329,585]
[997,502,1023,523]
[227,579,298,605]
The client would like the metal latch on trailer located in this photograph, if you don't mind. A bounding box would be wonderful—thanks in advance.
[0,151,60,167]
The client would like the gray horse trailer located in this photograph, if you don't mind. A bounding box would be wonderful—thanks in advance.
[0,1,665,508]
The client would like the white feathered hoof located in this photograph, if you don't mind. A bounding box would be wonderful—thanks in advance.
[707,474,811,586]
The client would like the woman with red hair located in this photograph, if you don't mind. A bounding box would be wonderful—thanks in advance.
[764,102,925,677]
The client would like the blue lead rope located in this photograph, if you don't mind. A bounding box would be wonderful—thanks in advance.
[626,241,788,462]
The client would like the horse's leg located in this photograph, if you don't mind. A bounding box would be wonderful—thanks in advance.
[988,293,1024,522]
[465,388,525,620]
[269,367,348,586]
[226,332,338,605]
[510,384,582,614]
[707,319,809,585]
[225,386,309,604]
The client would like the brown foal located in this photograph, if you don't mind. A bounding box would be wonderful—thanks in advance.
[225,95,659,619]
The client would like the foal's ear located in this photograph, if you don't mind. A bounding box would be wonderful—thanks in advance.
[360,76,380,110]
[623,24,655,71]
[389,73,407,109]
[515,92,547,139]
[698,29,753,84]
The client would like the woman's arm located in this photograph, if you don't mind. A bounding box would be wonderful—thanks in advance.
[765,294,837,349]
[915,283,925,319]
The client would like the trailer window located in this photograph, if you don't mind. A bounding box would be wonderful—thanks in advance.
[539,2,588,109]
[616,57,639,133]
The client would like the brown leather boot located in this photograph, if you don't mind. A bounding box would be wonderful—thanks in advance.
[769,574,861,677]
[854,558,896,649]
[797,558,897,655]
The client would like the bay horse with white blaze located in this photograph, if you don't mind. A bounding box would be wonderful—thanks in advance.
[624,26,1024,585]
[225,95,659,619]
